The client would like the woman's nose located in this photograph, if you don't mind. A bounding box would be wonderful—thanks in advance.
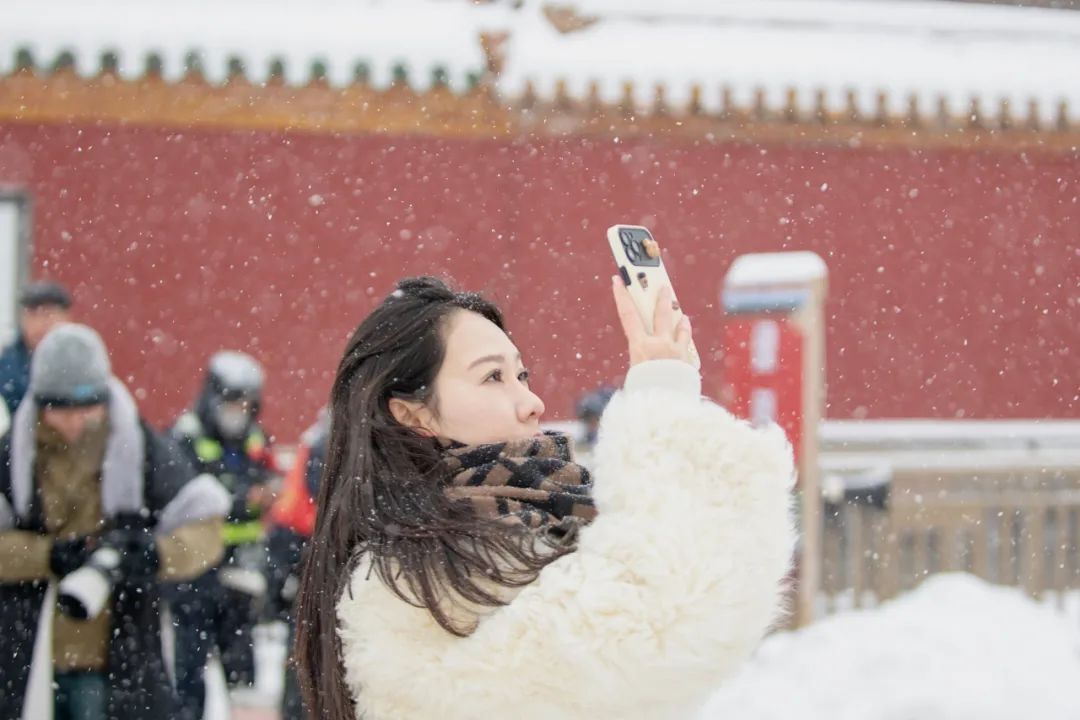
[518,389,545,423]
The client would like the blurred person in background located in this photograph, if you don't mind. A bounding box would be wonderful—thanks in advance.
[576,386,617,444]
[168,350,278,720]
[266,408,328,720]
[573,384,616,465]
[0,324,229,720]
[0,281,73,417]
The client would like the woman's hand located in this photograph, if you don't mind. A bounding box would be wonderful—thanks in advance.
[611,276,693,367]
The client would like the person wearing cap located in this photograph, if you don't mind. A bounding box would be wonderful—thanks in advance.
[0,324,230,720]
[167,350,279,720]
[0,280,73,418]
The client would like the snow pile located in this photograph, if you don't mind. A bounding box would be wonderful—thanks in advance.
[700,573,1080,720]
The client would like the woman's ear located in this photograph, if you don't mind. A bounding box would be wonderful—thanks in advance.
[388,397,437,436]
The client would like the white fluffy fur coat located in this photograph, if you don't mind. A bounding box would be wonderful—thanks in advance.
[337,360,796,720]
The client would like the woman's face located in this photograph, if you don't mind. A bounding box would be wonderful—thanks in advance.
[416,309,546,445]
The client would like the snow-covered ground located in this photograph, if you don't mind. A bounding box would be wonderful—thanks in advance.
[204,623,287,720]
[701,574,1080,720]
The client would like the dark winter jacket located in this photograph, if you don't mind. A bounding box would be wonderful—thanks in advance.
[171,410,277,551]
[0,381,230,720]
[0,335,30,417]
[266,420,327,618]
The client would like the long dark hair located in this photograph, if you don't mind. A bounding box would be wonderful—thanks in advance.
[294,276,569,720]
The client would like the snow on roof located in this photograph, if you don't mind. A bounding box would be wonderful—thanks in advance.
[725,252,828,287]
[822,418,1080,451]
[3,0,1078,124]
[0,0,498,91]
[499,0,1080,123]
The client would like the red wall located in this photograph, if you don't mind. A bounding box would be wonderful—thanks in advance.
[1,121,1077,440]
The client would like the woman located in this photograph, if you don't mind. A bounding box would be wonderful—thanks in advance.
[295,276,795,720]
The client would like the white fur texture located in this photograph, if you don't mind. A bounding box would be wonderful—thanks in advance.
[338,362,796,720]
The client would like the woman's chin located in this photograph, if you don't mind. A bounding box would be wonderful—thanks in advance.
[444,428,541,445]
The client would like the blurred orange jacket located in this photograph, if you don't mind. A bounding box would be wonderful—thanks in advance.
[269,442,316,537]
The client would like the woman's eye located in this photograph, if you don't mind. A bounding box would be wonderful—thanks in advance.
[485,370,503,383]
[518,370,530,384]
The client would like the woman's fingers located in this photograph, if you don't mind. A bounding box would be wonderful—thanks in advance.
[611,276,645,343]
[612,277,695,367]
[653,285,676,339]
[675,315,693,357]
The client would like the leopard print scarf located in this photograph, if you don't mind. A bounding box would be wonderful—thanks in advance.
[440,432,597,541]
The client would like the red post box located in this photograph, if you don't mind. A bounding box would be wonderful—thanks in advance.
[722,316,805,467]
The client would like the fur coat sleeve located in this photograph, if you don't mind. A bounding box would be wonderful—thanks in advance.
[338,359,796,720]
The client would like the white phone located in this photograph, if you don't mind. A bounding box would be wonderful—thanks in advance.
[607,224,701,369]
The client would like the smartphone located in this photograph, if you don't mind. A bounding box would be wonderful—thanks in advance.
[607,224,701,369]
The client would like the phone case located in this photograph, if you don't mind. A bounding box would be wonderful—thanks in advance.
[607,224,701,369]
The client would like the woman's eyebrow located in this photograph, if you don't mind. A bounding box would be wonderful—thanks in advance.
[468,354,504,370]
[467,353,521,370]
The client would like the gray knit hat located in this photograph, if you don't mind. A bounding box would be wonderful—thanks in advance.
[30,324,111,407]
